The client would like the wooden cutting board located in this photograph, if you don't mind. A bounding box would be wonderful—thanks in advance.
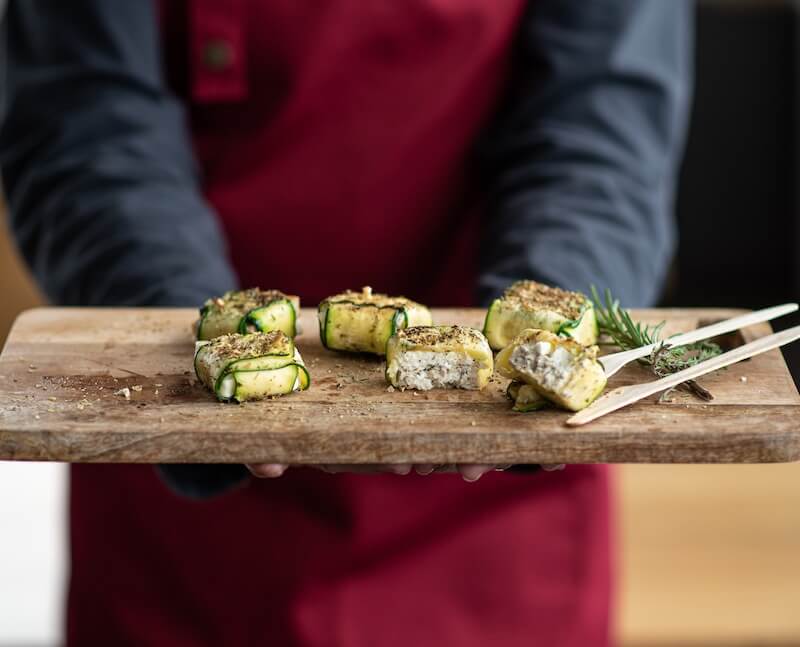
[0,307,798,464]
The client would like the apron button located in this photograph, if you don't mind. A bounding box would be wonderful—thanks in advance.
[202,39,234,72]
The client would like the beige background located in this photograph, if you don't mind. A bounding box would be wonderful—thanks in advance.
[1,206,799,645]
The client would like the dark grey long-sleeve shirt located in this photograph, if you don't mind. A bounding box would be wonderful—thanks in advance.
[0,0,692,497]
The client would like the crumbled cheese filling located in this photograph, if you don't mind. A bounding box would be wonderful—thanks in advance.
[394,351,479,391]
[509,341,576,392]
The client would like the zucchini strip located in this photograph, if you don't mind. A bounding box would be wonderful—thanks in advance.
[318,286,432,355]
[496,328,606,412]
[506,381,548,413]
[197,289,300,340]
[483,280,597,350]
[194,331,310,403]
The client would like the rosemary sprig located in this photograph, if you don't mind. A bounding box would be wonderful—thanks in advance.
[590,286,723,401]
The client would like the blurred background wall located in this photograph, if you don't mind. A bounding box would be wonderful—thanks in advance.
[0,206,66,646]
[2,0,800,645]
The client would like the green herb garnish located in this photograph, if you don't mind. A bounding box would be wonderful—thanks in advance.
[590,286,723,401]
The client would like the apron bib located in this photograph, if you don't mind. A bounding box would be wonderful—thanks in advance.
[67,2,612,644]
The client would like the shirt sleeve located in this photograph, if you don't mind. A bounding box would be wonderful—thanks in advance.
[0,1,247,497]
[0,1,238,308]
[477,0,693,308]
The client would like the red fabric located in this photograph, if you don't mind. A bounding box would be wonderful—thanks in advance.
[68,1,613,645]
[188,0,248,102]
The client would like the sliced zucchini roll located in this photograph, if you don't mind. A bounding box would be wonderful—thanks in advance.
[483,280,597,351]
[506,380,548,413]
[194,331,310,403]
[196,288,300,341]
[496,329,606,412]
[385,325,493,390]
[318,286,432,355]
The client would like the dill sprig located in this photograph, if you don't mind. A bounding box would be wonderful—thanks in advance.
[590,286,723,401]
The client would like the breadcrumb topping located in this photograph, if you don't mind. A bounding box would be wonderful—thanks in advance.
[397,325,486,348]
[203,288,289,316]
[502,281,586,319]
[201,331,292,361]
[323,287,420,308]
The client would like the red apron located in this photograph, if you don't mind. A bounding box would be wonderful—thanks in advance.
[67,1,613,645]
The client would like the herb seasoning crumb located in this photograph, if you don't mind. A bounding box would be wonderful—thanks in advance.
[502,280,585,319]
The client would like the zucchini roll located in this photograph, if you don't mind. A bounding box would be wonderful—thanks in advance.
[196,288,300,341]
[194,331,310,403]
[318,286,432,355]
[483,280,597,351]
[385,325,493,390]
[506,380,548,413]
[496,329,606,412]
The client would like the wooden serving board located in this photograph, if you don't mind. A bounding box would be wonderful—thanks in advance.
[0,307,799,464]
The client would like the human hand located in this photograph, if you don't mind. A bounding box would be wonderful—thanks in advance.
[246,463,564,482]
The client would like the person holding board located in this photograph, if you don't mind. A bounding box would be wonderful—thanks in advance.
[0,1,690,645]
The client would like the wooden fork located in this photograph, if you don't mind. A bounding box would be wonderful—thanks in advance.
[568,323,800,426]
[598,303,798,378]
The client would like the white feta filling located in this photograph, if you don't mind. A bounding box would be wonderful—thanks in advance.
[509,341,576,392]
[219,374,236,399]
[395,351,479,391]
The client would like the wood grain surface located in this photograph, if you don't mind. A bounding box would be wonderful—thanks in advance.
[0,307,798,464]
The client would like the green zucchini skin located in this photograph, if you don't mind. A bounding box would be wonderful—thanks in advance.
[216,364,308,403]
[390,309,408,339]
[505,380,520,401]
[237,299,297,338]
[317,289,432,355]
[513,398,549,413]
[483,282,598,350]
[322,304,422,355]
[505,381,548,413]
[194,331,310,403]
[318,304,330,350]
[555,303,599,340]
[196,289,300,341]
[212,354,296,395]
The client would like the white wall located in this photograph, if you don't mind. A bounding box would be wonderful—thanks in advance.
[0,462,66,646]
